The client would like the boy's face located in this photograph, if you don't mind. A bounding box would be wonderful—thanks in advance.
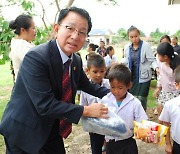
[110,79,131,102]
[87,65,106,84]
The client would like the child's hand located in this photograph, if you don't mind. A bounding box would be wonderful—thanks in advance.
[140,135,152,143]
[165,143,172,154]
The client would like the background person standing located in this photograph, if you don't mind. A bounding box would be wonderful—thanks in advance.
[9,14,36,82]
[123,26,157,111]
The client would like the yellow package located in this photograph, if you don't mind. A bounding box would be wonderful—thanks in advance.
[133,120,169,146]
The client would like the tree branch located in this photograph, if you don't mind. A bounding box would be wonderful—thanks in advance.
[65,0,74,8]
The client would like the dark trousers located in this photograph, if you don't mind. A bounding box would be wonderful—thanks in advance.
[106,137,138,154]
[5,121,65,154]
[89,133,105,154]
[173,140,180,154]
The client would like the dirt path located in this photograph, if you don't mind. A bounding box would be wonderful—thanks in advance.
[64,108,166,154]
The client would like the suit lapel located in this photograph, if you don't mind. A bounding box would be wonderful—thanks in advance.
[71,54,79,100]
[49,40,63,96]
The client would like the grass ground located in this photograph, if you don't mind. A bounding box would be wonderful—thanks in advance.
[0,62,13,153]
[0,48,157,153]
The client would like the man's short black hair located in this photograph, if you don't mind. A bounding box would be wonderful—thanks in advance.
[57,7,92,33]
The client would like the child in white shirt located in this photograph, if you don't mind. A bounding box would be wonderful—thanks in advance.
[159,65,180,154]
[101,64,148,154]
[80,53,110,154]
[104,46,117,67]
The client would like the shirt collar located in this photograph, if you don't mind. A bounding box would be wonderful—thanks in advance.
[129,40,142,51]
[56,39,73,64]
[109,92,134,108]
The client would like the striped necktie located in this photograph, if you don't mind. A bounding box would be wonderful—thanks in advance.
[59,59,72,138]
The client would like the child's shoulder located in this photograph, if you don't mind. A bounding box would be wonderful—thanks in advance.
[102,92,114,102]
[165,95,180,107]
[126,92,142,105]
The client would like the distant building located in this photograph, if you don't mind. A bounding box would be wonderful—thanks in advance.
[87,29,113,46]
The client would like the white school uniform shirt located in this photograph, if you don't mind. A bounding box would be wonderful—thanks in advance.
[159,96,180,144]
[104,55,117,67]
[101,92,148,142]
[80,79,110,106]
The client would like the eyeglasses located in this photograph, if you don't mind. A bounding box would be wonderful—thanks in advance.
[60,24,87,38]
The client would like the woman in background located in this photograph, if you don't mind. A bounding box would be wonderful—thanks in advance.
[9,14,36,82]
[83,43,99,71]
[123,26,157,111]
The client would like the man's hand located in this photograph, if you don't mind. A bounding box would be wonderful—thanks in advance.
[82,103,108,118]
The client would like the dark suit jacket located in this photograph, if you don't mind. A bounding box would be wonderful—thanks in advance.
[0,40,109,153]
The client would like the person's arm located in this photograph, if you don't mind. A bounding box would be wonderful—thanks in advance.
[163,122,172,154]
[159,104,172,153]
[144,42,158,70]
[153,86,162,98]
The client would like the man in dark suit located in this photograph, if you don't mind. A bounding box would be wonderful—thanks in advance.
[0,7,109,154]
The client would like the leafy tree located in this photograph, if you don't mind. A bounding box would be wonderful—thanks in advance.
[0,16,14,64]
[150,28,168,44]
[140,30,146,37]
[0,0,35,64]
[0,0,118,64]
[173,30,180,43]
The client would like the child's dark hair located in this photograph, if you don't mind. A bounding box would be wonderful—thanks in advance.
[107,64,131,86]
[106,46,114,55]
[157,42,180,70]
[174,65,180,83]
[9,14,32,35]
[127,25,140,36]
[87,53,105,69]
[160,35,171,43]
[89,43,98,51]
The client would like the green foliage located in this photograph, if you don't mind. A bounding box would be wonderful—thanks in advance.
[140,30,146,37]
[112,28,128,44]
[33,26,53,45]
[174,29,180,42]
[150,28,168,44]
[0,0,36,64]
[21,0,35,12]
[112,28,146,44]
[117,28,128,40]
[0,16,15,64]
